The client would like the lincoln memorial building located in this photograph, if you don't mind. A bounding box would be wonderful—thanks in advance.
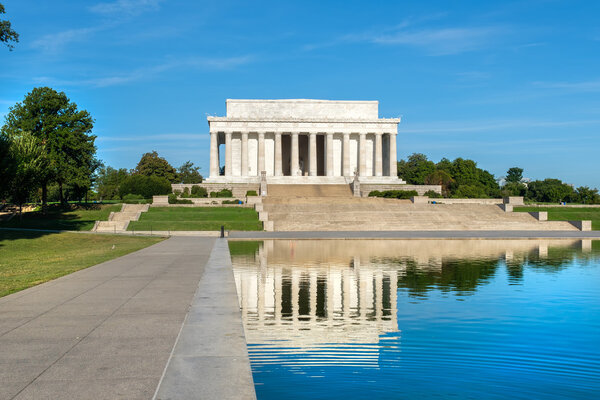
[206,99,406,184]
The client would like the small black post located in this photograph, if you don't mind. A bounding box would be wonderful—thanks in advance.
[220,225,225,238]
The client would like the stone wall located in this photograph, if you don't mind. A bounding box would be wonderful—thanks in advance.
[434,198,503,205]
[360,184,442,196]
[171,183,260,198]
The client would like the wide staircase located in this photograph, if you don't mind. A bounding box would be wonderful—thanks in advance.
[93,204,149,232]
[262,185,577,231]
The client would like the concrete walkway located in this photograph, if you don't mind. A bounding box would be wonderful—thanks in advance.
[0,237,218,399]
[229,230,600,240]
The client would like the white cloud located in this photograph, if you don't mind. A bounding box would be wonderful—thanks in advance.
[33,55,255,88]
[31,26,103,53]
[533,79,600,92]
[90,0,163,16]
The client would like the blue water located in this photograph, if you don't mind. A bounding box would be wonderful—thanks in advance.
[230,239,600,399]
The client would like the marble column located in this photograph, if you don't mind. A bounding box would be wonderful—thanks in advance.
[342,132,350,176]
[388,133,397,177]
[241,132,248,176]
[258,132,265,173]
[309,132,317,176]
[225,131,232,176]
[291,132,299,176]
[375,132,383,177]
[209,131,219,178]
[274,132,282,176]
[326,133,334,176]
[358,132,367,176]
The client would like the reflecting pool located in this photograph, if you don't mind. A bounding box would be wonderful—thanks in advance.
[229,239,600,399]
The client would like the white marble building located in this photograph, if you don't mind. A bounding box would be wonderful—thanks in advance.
[207,99,405,183]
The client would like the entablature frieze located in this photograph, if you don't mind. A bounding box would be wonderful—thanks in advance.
[208,119,399,135]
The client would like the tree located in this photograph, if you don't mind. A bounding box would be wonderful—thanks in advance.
[9,132,47,217]
[96,165,130,200]
[0,3,18,51]
[526,179,575,203]
[575,186,600,204]
[118,175,172,199]
[134,151,179,182]
[424,170,454,197]
[177,161,203,184]
[397,153,436,184]
[0,133,15,198]
[506,167,524,184]
[1,87,97,206]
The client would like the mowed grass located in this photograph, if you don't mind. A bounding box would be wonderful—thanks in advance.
[128,207,263,231]
[0,204,122,231]
[0,230,164,297]
[514,206,600,230]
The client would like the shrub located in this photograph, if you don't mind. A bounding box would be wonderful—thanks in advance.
[119,175,171,199]
[191,185,208,198]
[182,187,190,198]
[424,190,443,198]
[222,199,242,204]
[210,188,233,198]
[122,194,146,204]
[368,190,418,199]
[168,194,193,204]
[246,190,258,196]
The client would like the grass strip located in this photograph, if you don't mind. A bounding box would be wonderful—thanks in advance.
[0,230,163,297]
[0,204,121,231]
[128,207,263,231]
[514,206,600,230]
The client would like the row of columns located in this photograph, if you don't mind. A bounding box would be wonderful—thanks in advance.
[210,131,397,178]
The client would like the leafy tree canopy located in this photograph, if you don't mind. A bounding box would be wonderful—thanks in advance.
[506,167,524,184]
[0,3,18,51]
[177,161,203,184]
[134,151,179,183]
[95,165,130,200]
[1,87,97,205]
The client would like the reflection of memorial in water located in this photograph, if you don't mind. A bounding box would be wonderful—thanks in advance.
[231,239,590,369]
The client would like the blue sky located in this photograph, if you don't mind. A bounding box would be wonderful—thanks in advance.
[1,0,600,187]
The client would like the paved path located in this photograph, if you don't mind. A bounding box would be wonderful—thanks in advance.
[229,230,600,239]
[0,237,215,400]
[154,239,256,400]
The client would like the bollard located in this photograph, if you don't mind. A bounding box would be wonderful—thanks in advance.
[220,225,224,238]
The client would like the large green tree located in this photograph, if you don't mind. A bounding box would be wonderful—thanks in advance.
[8,132,47,217]
[0,3,18,50]
[0,133,15,198]
[397,153,436,184]
[96,165,130,200]
[506,167,524,184]
[134,151,179,182]
[177,161,203,184]
[1,87,97,205]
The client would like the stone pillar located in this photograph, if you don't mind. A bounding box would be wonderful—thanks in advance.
[241,132,248,176]
[291,132,299,176]
[342,132,350,176]
[209,131,219,178]
[309,132,317,176]
[388,133,397,177]
[326,133,334,176]
[358,132,367,176]
[375,132,383,177]
[274,132,282,176]
[258,132,265,174]
[225,131,232,176]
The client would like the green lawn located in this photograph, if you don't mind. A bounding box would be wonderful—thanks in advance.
[128,207,263,231]
[0,230,164,297]
[514,206,600,230]
[0,204,122,231]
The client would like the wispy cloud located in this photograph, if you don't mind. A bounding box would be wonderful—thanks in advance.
[533,79,600,92]
[304,19,508,56]
[97,133,208,142]
[90,0,163,16]
[401,118,600,134]
[31,26,105,53]
[33,55,255,88]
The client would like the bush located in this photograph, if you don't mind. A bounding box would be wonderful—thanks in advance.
[119,175,171,199]
[222,199,242,204]
[191,185,208,198]
[210,188,233,198]
[168,194,193,204]
[424,190,443,198]
[368,190,418,199]
[122,194,147,204]
[246,190,258,196]
[182,187,190,198]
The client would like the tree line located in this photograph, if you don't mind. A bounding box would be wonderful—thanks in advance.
[398,153,600,204]
[0,87,202,211]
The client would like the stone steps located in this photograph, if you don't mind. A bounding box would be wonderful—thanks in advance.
[94,220,130,232]
[92,203,149,232]
[267,184,352,198]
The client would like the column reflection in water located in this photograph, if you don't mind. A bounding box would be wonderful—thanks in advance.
[230,239,600,399]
